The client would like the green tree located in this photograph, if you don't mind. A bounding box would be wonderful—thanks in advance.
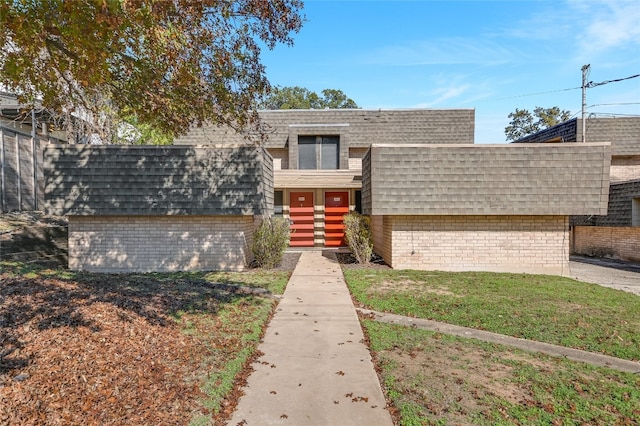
[0,1,304,142]
[505,106,571,141]
[259,86,358,110]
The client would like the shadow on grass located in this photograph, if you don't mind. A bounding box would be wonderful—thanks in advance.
[0,261,266,377]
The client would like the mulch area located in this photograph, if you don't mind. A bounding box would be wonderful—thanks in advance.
[0,268,264,425]
[268,252,301,272]
[335,252,391,271]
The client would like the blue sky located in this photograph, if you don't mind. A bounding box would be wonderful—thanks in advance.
[260,0,640,143]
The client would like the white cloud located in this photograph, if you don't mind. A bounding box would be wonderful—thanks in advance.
[575,1,640,54]
[360,37,522,67]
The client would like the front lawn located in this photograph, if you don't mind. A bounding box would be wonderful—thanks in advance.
[0,261,290,425]
[365,320,640,425]
[344,269,640,361]
[343,268,640,425]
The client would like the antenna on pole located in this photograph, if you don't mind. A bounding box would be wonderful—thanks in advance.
[581,64,590,143]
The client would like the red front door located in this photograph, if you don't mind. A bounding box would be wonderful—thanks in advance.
[289,192,314,247]
[324,192,349,247]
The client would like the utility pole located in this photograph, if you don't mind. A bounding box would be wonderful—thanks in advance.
[581,64,590,143]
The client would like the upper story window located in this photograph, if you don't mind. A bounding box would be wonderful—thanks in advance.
[298,136,339,170]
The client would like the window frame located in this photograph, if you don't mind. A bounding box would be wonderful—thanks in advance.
[297,135,339,170]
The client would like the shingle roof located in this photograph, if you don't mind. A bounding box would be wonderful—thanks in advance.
[362,143,611,216]
[44,145,273,216]
[174,108,475,148]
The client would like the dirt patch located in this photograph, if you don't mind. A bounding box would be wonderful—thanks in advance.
[1,211,68,267]
[378,336,550,424]
[375,279,460,297]
[0,211,67,234]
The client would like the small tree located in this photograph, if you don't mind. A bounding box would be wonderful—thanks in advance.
[251,217,290,268]
[343,212,373,264]
[505,106,571,141]
[258,86,358,110]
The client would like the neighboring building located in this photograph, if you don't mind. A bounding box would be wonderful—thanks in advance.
[45,109,611,274]
[513,117,640,184]
[514,117,640,262]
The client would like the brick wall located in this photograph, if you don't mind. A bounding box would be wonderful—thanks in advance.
[610,156,640,183]
[348,147,368,170]
[372,215,570,275]
[370,215,391,262]
[573,226,640,262]
[268,148,289,170]
[68,215,255,272]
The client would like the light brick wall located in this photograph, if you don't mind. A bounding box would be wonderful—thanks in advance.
[370,215,391,262]
[348,147,369,170]
[373,215,570,275]
[610,156,640,183]
[573,226,640,262]
[68,215,255,272]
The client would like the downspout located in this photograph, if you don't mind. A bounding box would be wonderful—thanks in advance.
[1,126,5,212]
[31,108,38,210]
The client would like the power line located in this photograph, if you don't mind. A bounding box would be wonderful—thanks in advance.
[485,72,640,102]
[488,86,581,101]
[586,73,640,88]
[587,102,640,108]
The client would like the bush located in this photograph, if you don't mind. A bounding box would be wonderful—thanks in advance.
[251,217,290,268]
[343,212,373,264]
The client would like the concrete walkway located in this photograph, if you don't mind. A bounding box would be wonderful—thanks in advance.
[568,256,640,296]
[228,251,393,426]
[359,309,640,374]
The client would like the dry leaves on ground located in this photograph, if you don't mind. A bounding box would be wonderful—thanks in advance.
[0,269,256,425]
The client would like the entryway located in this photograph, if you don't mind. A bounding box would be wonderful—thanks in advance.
[324,191,349,247]
[289,191,314,247]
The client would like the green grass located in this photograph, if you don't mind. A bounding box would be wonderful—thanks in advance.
[364,320,640,426]
[344,269,640,360]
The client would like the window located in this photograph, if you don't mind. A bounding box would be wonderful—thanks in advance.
[355,190,362,214]
[633,198,640,227]
[298,136,339,169]
[274,191,284,217]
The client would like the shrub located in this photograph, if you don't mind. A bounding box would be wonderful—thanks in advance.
[343,212,373,264]
[251,217,290,268]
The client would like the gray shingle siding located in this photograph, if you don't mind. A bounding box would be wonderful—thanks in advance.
[572,179,640,226]
[174,109,475,149]
[514,117,640,156]
[362,143,611,216]
[44,145,273,216]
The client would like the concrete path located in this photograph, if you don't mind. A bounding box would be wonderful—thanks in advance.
[359,309,640,374]
[568,256,640,296]
[228,251,393,426]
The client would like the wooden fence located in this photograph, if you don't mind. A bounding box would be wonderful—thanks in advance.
[0,124,63,212]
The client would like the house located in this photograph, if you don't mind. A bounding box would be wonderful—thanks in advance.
[173,109,475,247]
[513,117,640,263]
[45,109,611,274]
[45,145,272,272]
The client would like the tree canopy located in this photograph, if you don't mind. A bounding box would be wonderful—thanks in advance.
[258,86,358,110]
[504,106,571,141]
[0,0,304,142]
